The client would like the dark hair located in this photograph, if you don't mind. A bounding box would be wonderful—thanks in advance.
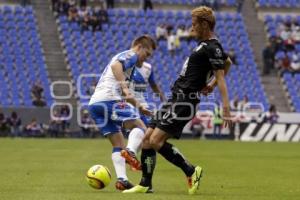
[269,104,276,112]
[11,111,17,118]
[132,35,156,50]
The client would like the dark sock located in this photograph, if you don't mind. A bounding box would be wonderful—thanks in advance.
[139,148,156,188]
[158,142,195,177]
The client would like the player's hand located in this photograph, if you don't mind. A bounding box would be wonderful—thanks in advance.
[200,85,214,96]
[139,106,153,116]
[223,107,233,128]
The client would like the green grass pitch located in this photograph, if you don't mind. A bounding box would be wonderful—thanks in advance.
[0,138,300,200]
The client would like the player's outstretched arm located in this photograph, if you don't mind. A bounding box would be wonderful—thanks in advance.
[111,61,152,116]
[150,83,167,102]
[215,69,232,128]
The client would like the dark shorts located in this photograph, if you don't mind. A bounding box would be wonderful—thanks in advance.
[149,93,198,139]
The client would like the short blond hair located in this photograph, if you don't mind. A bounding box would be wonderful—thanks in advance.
[191,6,216,31]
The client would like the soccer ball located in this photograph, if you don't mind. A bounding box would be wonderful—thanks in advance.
[86,165,111,189]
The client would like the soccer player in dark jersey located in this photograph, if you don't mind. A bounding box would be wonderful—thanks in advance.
[122,6,232,195]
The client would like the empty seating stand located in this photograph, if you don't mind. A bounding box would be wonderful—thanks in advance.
[0,5,52,107]
[116,0,237,6]
[264,14,300,111]
[57,9,268,109]
[257,0,300,7]
[282,73,300,112]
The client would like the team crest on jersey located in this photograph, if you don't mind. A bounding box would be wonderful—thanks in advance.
[111,111,118,120]
[215,48,222,58]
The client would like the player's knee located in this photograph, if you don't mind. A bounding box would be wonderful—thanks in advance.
[141,138,151,149]
[123,119,146,130]
[149,136,164,151]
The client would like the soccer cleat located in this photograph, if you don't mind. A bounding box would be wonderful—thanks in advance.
[187,166,203,195]
[122,185,153,193]
[115,179,134,191]
[121,149,141,171]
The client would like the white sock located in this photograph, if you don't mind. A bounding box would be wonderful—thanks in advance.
[111,148,127,180]
[126,127,145,155]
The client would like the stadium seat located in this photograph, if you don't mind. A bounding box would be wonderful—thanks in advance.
[257,0,300,7]
[0,5,52,107]
[55,9,269,109]
[264,14,300,111]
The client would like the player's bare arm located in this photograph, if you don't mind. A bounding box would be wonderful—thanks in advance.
[111,61,152,116]
[150,83,167,102]
[202,57,232,95]
[215,69,232,127]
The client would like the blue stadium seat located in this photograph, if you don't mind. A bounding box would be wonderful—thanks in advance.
[55,9,268,107]
[0,5,52,107]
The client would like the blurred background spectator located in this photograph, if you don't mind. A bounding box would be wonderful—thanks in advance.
[268,18,300,72]
[190,115,205,138]
[80,109,94,138]
[31,81,46,107]
[238,95,249,111]
[143,0,153,11]
[263,104,279,123]
[106,0,114,9]
[237,0,244,12]
[25,118,44,137]
[230,95,240,112]
[86,79,98,96]
[176,25,190,41]
[156,23,167,41]
[0,111,9,136]
[52,0,109,32]
[167,30,178,56]
[8,111,22,137]
[21,0,30,7]
[97,4,109,25]
[213,103,223,139]
[68,4,79,22]
[60,105,71,136]
[80,0,87,7]
[48,110,61,138]
[262,41,275,75]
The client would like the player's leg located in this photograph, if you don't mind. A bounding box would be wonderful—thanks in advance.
[122,127,157,193]
[123,118,146,155]
[149,127,203,195]
[107,132,134,190]
[126,114,150,155]
[121,113,152,171]
[149,127,195,176]
[149,101,203,194]
[139,127,156,189]
[88,102,133,191]
[114,102,147,170]
[120,119,146,170]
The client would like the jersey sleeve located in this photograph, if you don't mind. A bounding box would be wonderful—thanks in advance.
[207,43,227,70]
[148,69,156,85]
[117,52,138,71]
